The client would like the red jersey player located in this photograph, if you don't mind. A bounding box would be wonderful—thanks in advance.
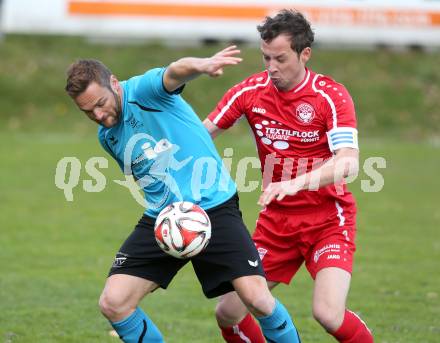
[204,9,374,343]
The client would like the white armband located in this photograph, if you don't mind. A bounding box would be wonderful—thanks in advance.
[327,127,359,152]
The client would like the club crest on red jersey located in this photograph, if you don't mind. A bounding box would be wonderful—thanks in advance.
[296,103,315,124]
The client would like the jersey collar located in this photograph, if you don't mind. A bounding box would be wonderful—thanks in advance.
[292,68,311,93]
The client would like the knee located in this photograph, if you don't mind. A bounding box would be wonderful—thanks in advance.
[232,276,275,318]
[312,302,345,332]
[215,295,248,327]
[215,302,239,326]
[241,292,275,318]
[99,290,129,322]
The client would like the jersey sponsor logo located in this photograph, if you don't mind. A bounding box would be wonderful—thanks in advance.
[128,116,144,129]
[296,103,315,124]
[254,119,320,148]
[313,243,341,263]
[265,127,319,141]
[252,106,267,114]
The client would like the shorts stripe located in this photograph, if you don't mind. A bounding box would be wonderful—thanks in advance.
[335,201,346,227]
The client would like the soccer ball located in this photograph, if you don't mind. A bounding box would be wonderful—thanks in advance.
[154,201,211,259]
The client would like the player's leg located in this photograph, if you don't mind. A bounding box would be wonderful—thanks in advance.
[99,274,164,342]
[100,214,187,342]
[307,203,373,342]
[215,281,278,342]
[213,204,303,342]
[312,267,349,331]
[215,290,248,328]
[193,195,300,342]
[312,267,373,342]
[232,276,301,343]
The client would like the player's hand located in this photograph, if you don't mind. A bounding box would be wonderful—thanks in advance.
[201,45,242,77]
[258,181,300,206]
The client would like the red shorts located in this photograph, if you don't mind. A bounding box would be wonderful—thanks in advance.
[253,201,357,283]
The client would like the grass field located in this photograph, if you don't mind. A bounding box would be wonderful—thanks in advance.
[1,35,440,342]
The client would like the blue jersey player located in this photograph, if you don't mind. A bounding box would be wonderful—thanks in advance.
[65,46,300,343]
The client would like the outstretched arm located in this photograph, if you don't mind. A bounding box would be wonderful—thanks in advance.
[163,45,242,93]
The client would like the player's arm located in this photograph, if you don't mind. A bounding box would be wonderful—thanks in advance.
[259,147,359,206]
[204,75,252,136]
[163,45,242,93]
[203,118,225,138]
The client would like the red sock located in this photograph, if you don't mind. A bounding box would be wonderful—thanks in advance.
[219,313,265,343]
[331,310,374,343]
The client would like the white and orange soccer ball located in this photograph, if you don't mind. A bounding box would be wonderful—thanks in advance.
[154,202,211,259]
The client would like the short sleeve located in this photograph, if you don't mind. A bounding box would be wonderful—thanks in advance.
[316,78,359,152]
[207,84,247,129]
[134,67,184,102]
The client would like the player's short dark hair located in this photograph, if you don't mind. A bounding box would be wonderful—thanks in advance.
[257,9,314,55]
[65,59,112,98]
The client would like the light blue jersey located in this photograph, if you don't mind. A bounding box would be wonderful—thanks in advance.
[98,68,236,217]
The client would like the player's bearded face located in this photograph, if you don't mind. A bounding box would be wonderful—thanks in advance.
[261,34,309,92]
[111,88,122,123]
[75,81,122,128]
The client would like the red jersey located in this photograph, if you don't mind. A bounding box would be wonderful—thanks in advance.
[208,68,358,210]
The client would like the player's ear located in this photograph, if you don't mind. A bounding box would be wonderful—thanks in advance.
[300,47,312,64]
[110,75,119,92]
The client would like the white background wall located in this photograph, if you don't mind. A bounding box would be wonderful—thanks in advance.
[2,0,440,47]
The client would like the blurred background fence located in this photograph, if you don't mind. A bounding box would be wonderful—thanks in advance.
[2,0,440,48]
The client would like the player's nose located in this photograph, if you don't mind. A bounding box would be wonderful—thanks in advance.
[93,109,106,121]
[267,62,278,74]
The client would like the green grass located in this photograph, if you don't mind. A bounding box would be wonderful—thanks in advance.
[1,35,439,342]
[1,130,439,342]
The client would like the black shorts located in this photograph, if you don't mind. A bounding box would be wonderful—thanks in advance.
[108,194,265,298]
